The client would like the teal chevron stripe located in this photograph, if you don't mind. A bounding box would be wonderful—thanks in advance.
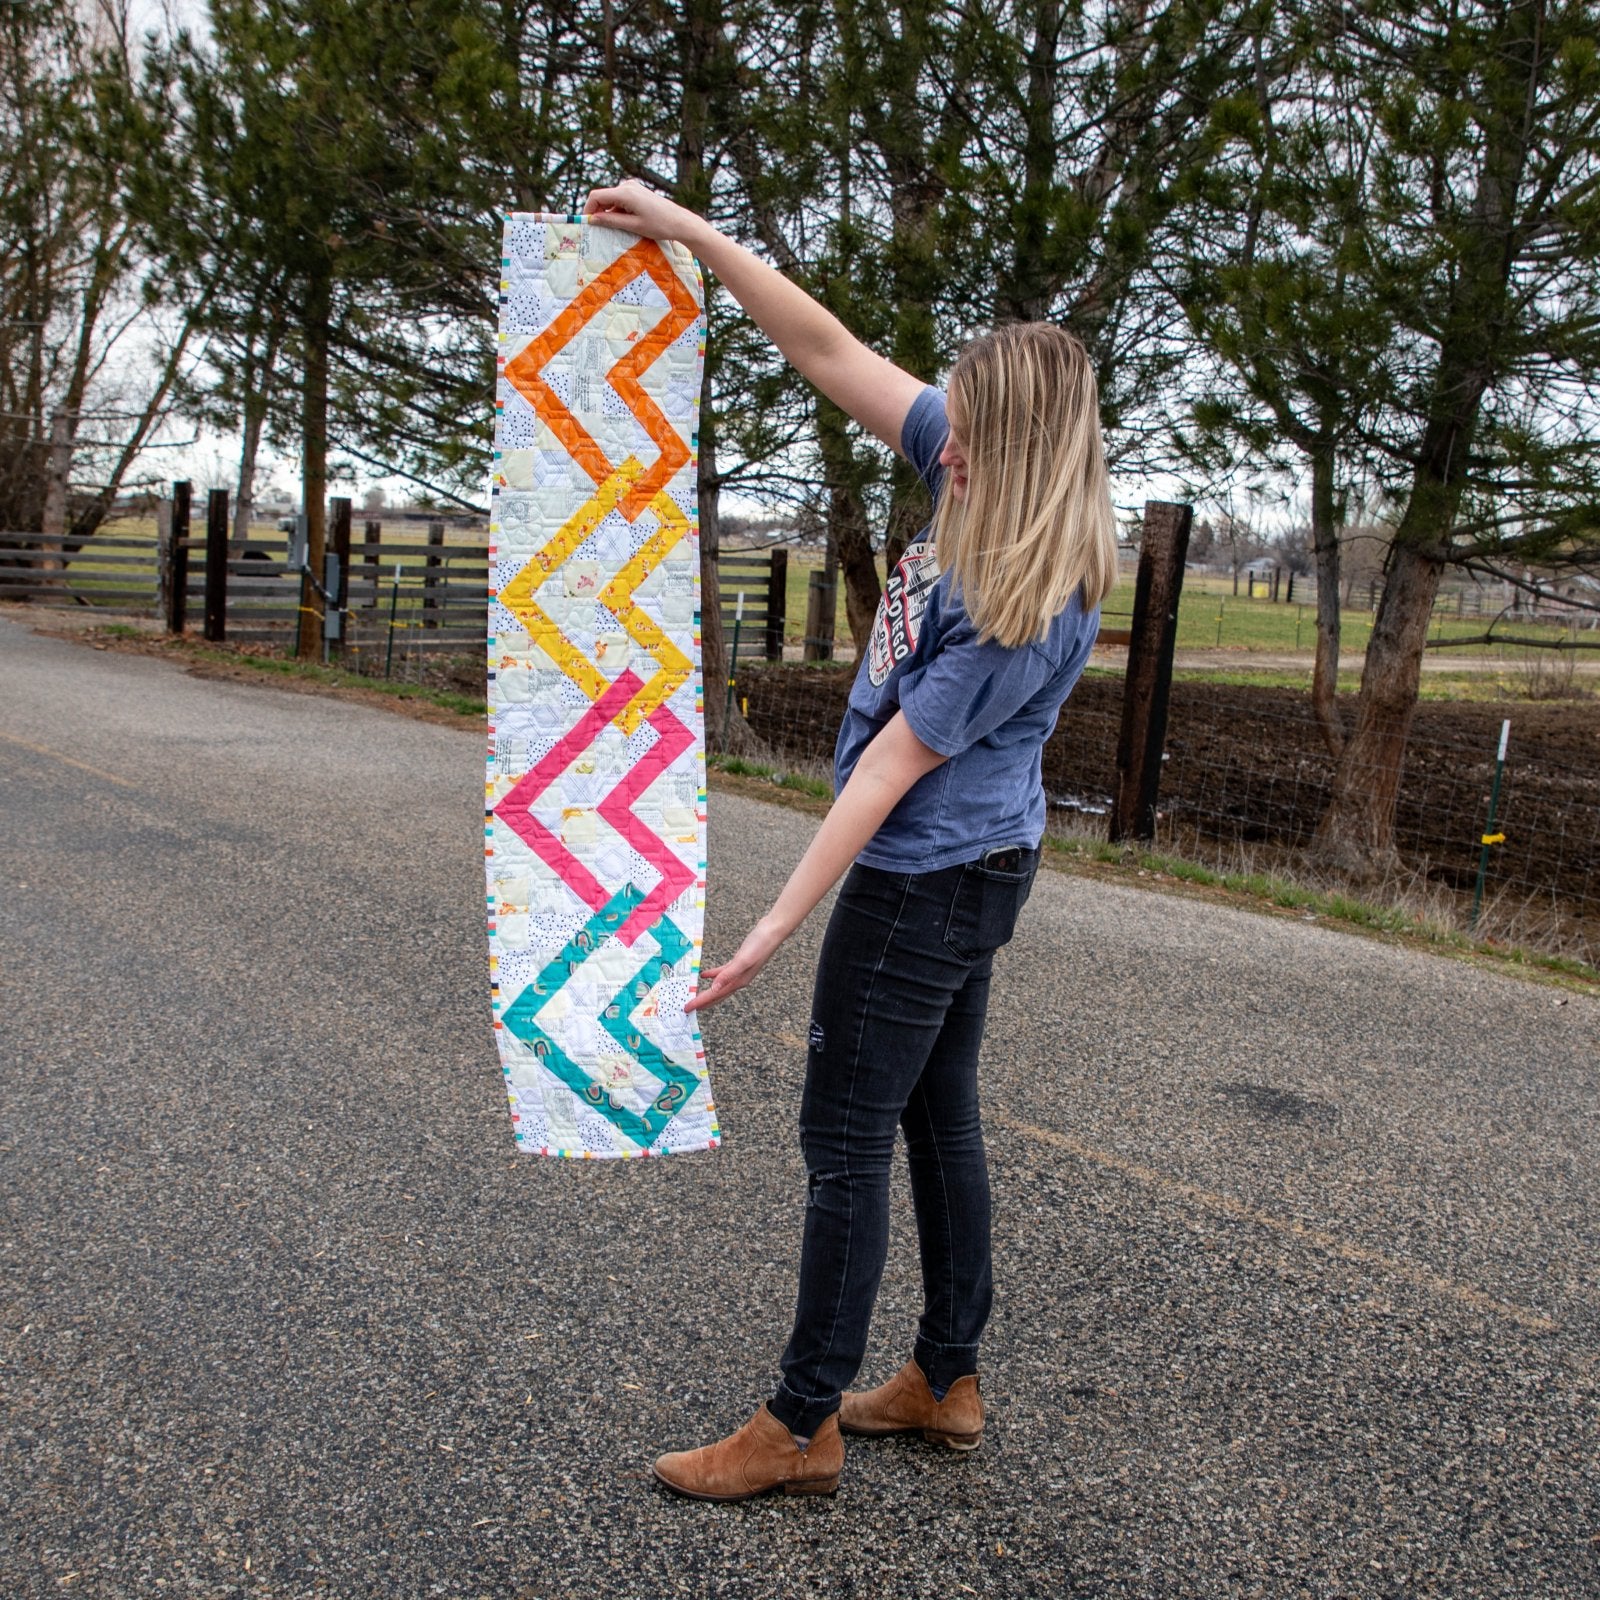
[500,887,696,1149]
[600,915,701,1127]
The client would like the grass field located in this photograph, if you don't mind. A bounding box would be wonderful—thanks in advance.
[27,522,1596,702]
[753,547,1592,688]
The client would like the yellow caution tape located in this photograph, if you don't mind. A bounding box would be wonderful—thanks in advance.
[1481,832,1505,845]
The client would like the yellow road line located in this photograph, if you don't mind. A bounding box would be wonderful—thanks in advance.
[993,1111,1557,1334]
[0,730,138,789]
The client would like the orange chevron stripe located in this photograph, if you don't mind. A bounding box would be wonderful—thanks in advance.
[501,238,698,520]
[608,254,700,519]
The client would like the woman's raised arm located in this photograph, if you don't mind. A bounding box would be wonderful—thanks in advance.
[584,181,925,457]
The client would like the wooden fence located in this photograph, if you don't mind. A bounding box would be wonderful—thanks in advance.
[221,533,487,654]
[717,548,787,659]
[0,530,161,609]
[1,485,793,665]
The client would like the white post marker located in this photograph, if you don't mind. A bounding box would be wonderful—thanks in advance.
[1471,718,1512,929]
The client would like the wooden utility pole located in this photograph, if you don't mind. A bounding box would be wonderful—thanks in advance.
[1109,501,1192,843]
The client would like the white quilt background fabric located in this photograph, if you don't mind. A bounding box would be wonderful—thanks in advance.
[486,214,717,1159]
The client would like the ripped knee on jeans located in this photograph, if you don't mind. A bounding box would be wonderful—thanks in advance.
[806,1169,847,1207]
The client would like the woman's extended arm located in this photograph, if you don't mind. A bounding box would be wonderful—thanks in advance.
[585,180,925,456]
[683,712,947,1013]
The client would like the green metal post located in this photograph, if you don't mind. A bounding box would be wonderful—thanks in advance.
[1470,719,1511,930]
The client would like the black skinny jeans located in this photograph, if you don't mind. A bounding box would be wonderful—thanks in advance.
[769,849,1038,1437]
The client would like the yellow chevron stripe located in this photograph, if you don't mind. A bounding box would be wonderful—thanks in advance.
[599,489,694,733]
[498,459,647,701]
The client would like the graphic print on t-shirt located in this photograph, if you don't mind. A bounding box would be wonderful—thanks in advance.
[866,539,941,686]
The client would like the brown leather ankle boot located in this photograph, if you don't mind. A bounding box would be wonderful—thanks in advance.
[839,1358,984,1450]
[652,1403,844,1500]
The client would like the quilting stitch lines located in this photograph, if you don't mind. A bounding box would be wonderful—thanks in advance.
[487,213,716,1159]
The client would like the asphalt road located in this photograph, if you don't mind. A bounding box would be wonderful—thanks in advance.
[2,614,1597,1600]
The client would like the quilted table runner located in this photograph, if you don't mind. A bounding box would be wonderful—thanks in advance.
[486,213,717,1159]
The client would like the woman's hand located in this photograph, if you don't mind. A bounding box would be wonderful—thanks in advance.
[587,179,921,455]
[584,180,711,250]
[683,916,786,1014]
[682,714,945,1018]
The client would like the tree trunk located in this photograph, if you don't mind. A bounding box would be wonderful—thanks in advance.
[297,267,332,658]
[816,399,880,657]
[1312,0,1539,876]
[678,0,756,754]
[233,319,282,554]
[38,412,72,572]
[40,218,128,556]
[1312,538,1443,876]
[695,345,759,754]
[994,0,1063,324]
[67,289,212,547]
[1309,446,1345,758]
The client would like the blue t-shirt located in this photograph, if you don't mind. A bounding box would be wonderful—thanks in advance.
[834,385,1100,871]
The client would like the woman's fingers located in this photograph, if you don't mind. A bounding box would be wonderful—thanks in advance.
[683,951,761,1014]
[583,183,643,227]
[684,963,737,1015]
[682,920,784,1015]
[583,179,681,239]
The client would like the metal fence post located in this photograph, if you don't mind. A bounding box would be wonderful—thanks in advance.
[1109,500,1193,844]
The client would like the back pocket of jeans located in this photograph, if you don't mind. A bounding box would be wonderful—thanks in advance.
[943,858,1036,962]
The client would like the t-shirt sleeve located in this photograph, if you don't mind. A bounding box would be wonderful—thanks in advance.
[900,386,949,499]
[897,611,1057,758]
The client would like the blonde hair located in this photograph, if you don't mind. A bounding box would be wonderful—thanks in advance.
[932,323,1118,648]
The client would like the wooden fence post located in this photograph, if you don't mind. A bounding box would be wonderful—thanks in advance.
[1109,500,1192,844]
[330,497,352,656]
[804,545,838,661]
[166,480,191,634]
[423,519,445,629]
[155,498,173,622]
[203,487,229,641]
[765,547,788,660]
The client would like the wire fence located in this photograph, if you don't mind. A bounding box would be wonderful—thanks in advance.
[727,660,1600,967]
[6,520,1596,961]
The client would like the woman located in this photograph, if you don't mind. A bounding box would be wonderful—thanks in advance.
[584,180,1118,1501]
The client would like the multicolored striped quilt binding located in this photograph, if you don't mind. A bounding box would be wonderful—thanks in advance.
[487,212,717,1158]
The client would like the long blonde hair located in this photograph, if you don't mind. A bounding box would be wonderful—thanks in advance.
[932,323,1118,647]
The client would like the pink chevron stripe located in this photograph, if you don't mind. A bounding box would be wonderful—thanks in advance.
[494,671,645,912]
[598,704,697,947]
